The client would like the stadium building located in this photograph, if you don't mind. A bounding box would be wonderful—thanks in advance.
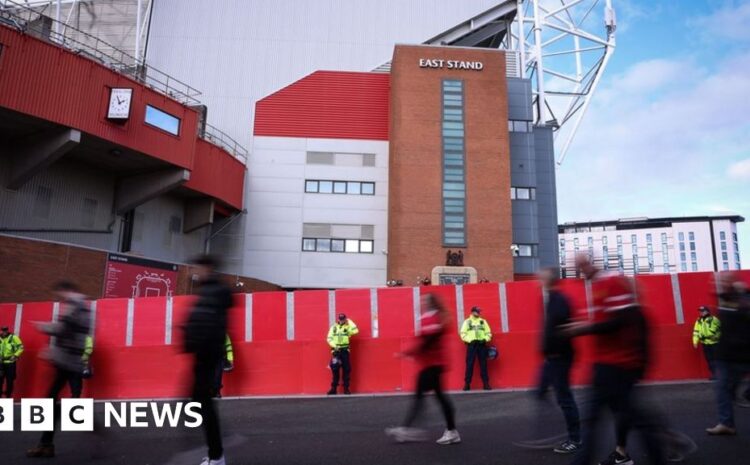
[0,0,618,299]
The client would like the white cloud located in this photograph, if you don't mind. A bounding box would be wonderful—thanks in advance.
[556,48,750,261]
[728,158,750,180]
[690,1,750,42]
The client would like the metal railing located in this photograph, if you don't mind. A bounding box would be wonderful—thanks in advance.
[0,0,250,162]
[0,0,201,105]
[202,123,249,164]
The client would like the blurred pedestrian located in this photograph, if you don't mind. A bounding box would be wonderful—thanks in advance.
[460,306,492,390]
[563,254,665,465]
[692,306,720,380]
[706,272,750,435]
[183,255,234,465]
[535,268,581,454]
[0,325,23,398]
[327,313,359,395]
[386,294,460,445]
[26,281,91,459]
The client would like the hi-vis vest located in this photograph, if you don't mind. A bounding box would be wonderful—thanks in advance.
[327,320,359,349]
[225,334,234,362]
[693,316,720,346]
[460,316,492,343]
[0,334,24,363]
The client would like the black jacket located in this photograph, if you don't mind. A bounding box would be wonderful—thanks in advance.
[717,289,750,363]
[184,274,233,360]
[542,290,574,359]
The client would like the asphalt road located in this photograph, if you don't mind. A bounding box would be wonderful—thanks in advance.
[0,382,748,465]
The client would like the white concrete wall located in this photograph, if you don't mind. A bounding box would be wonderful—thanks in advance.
[246,136,388,287]
[710,219,741,270]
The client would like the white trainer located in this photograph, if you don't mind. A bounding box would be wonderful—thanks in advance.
[385,426,428,443]
[199,456,226,465]
[436,429,461,445]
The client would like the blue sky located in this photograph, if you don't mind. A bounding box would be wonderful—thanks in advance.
[556,0,750,264]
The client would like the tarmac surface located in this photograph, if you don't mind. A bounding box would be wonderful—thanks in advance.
[0,382,748,465]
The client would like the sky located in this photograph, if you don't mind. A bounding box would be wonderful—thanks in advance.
[554,0,750,264]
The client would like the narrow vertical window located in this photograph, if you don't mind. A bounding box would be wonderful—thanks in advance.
[442,79,465,246]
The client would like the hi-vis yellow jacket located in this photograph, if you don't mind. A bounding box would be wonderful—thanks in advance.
[460,316,492,343]
[692,315,720,347]
[327,320,359,350]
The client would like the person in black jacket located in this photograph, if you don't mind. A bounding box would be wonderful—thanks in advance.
[27,281,92,459]
[535,268,581,454]
[184,255,234,465]
[706,272,750,436]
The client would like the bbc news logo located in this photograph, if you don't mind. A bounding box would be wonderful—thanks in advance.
[0,399,203,431]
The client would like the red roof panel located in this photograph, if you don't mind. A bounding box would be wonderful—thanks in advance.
[254,71,389,141]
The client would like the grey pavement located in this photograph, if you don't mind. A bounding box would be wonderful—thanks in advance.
[0,382,748,465]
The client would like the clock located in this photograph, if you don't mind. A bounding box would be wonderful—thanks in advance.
[107,87,133,120]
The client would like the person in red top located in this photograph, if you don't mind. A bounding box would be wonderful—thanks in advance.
[385,293,461,445]
[564,254,665,465]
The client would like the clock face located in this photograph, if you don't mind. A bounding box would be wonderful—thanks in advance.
[107,88,133,120]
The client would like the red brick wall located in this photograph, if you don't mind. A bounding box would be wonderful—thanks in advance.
[0,235,280,302]
[388,45,513,284]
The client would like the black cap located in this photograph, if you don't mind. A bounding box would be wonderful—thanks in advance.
[1,326,8,331]
[699,306,710,313]
[337,313,347,321]
[471,306,481,313]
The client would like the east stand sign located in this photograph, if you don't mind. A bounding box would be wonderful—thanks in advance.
[418,58,484,70]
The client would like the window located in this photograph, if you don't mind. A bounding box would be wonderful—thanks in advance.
[688,231,695,241]
[723,262,730,270]
[33,185,52,219]
[691,262,698,272]
[81,198,98,228]
[646,233,652,242]
[602,236,608,245]
[689,242,696,251]
[720,231,726,240]
[302,238,374,254]
[508,120,533,132]
[316,239,331,252]
[442,79,466,246]
[733,232,738,242]
[360,182,375,195]
[721,242,727,250]
[679,243,685,251]
[722,252,728,261]
[631,234,637,244]
[511,187,536,200]
[302,238,316,251]
[681,263,687,272]
[690,252,697,261]
[661,233,667,242]
[617,235,622,244]
[560,239,565,248]
[333,181,347,194]
[680,252,686,261]
[319,181,333,193]
[305,180,319,193]
[515,244,537,257]
[678,232,685,241]
[145,105,180,135]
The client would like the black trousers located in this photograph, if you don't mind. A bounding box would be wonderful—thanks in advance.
[331,349,351,389]
[536,358,581,442]
[0,362,16,397]
[702,344,717,378]
[404,366,456,430]
[464,342,489,385]
[572,364,665,465]
[40,367,78,446]
[193,355,223,460]
[68,373,83,398]
[213,360,224,395]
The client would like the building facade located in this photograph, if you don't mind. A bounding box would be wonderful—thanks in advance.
[248,44,558,288]
[558,216,744,276]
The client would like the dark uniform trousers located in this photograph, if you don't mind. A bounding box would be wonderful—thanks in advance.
[331,349,351,389]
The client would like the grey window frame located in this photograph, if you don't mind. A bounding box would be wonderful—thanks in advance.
[144,104,181,136]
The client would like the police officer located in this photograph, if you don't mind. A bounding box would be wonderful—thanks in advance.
[69,335,93,398]
[327,313,359,395]
[693,306,720,379]
[214,334,234,398]
[460,306,492,391]
[0,325,23,397]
